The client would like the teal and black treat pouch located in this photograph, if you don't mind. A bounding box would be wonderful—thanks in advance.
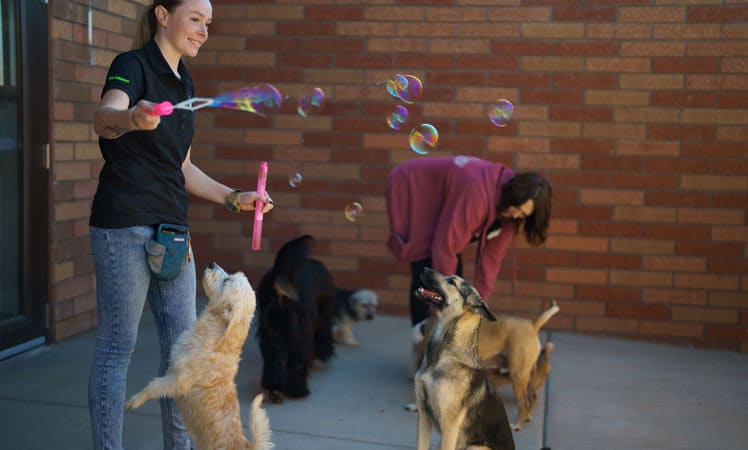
[146,224,190,281]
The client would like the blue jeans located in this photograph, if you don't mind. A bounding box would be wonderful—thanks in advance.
[88,226,196,450]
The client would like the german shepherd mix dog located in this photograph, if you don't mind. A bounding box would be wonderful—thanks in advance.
[125,263,272,450]
[413,302,559,431]
[256,235,335,403]
[414,268,515,450]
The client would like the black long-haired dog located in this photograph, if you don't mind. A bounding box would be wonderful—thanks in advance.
[256,235,336,403]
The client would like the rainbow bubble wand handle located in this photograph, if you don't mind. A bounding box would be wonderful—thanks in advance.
[252,161,268,251]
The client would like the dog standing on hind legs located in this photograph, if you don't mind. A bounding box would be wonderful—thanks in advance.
[125,262,273,450]
[415,268,515,450]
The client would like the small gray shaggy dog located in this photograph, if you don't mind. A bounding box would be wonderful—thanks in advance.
[333,288,379,346]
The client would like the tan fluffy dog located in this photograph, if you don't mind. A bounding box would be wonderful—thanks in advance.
[125,262,273,450]
[478,300,559,431]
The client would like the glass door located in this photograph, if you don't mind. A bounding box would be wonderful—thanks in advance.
[0,0,48,358]
[0,0,24,353]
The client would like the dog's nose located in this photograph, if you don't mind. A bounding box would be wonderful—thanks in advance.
[208,262,217,270]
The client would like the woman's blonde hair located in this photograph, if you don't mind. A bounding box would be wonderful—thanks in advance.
[133,1,183,50]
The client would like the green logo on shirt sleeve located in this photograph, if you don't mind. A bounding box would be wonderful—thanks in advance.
[107,75,130,83]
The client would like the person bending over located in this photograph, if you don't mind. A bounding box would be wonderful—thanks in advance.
[386,155,551,325]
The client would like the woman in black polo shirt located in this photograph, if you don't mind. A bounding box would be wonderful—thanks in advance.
[88,1,272,449]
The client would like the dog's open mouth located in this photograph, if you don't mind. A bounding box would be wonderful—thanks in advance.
[416,287,444,305]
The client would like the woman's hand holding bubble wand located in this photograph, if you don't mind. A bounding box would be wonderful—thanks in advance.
[252,162,269,251]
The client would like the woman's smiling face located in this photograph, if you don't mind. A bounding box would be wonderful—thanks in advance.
[156,0,212,59]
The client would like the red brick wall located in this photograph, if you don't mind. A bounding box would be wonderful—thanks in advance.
[50,1,748,352]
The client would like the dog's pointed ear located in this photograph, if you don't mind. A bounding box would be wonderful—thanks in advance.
[459,280,496,321]
[467,290,496,321]
[473,302,497,321]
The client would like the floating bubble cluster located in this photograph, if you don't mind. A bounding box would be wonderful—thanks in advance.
[386,105,409,130]
[489,98,514,127]
[297,87,326,117]
[344,202,363,222]
[386,73,423,104]
[384,73,435,155]
[289,172,302,188]
[409,124,440,155]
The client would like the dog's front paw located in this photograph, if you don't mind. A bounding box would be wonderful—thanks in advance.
[511,422,522,432]
[334,329,358,347]
[125,395,145,410]
[267,390,284,404]
[283,385,310,399]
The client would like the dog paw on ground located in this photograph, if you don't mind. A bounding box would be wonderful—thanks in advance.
[283,384,310,399]
[267,390,284,404]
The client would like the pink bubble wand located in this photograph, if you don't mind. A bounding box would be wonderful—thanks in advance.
[251,161,269,251]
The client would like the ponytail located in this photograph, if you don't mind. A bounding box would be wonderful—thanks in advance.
[132,1,184,50]
[133,5,155,50]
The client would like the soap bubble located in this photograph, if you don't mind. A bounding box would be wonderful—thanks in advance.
[386,74,408,100]
[386,105,409,130]
[385,73,423,104]
[297,87,326,117]
[289,172,302,188]
[397,74,423,104]
[344,202,363,222]
[409,124,439,155]
[489,99,514,127]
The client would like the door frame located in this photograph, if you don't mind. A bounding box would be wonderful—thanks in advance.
[0,0,49,357]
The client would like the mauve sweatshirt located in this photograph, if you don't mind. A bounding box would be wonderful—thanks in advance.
[386,155,516,300]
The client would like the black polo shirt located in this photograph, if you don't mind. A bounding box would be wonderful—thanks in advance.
[90,40,195,228]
